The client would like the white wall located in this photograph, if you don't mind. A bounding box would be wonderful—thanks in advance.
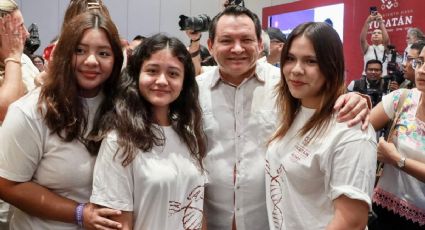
[17,0,297,55]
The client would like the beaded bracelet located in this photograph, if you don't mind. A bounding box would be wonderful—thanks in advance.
[75,203,85,228]
[4,57,21,66]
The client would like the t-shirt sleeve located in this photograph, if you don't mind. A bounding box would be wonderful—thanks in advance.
[382,89,407,120]
[324,128,377,209]
[90,132,134,211]
[0,104,43,182]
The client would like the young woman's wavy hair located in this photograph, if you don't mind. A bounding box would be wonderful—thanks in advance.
[270,22,346,143]
[38,11,123,155]
[99,33,206,169]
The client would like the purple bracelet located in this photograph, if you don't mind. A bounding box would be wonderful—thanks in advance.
[75,203,85,227]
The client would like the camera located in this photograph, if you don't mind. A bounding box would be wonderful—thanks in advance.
[369,6,378,16]
[366,88,383,108]
[178,14,211,32]
[383,44,405,93]
[224,0,245,7]
[24,23,41,55]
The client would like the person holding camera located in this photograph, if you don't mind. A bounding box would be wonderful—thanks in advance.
[347,59,387,107]
[360,9,390,76]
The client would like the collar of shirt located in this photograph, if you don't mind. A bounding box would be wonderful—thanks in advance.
[209,65,266,89]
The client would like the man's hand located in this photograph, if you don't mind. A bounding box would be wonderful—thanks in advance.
[334,92,370,130]
[185,30,201,42]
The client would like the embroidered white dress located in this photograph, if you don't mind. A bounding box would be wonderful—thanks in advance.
[373,88,425,226]
[90,127,206,230]
[265,107,377,230]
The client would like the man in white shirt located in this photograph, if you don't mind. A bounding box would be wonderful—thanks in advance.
[197,5,370,230]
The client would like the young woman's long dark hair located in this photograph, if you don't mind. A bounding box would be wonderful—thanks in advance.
[98,33,206,169]
[38,12,123,155]
[270,22,346,143]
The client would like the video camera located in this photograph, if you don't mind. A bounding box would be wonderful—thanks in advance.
[24,23,41,55]
[224,0,245,7]
[178,14,211,32]
[383,44,404,93]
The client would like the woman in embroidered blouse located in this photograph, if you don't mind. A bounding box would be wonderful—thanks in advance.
[90,34,207,230]
[265,22,377,230]
[369,43,425,229]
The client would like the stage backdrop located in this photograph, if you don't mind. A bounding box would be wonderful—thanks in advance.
[263,0,425,84]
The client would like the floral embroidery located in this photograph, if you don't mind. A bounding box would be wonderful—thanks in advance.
[392,90,425,151]
[373,187,425,226]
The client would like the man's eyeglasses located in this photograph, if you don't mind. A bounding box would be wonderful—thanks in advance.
[366,68,382,73]
[412,59,424,69]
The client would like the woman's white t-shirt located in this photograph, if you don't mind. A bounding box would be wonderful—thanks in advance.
[90,127,206,230]
[0,89,102,230]
[265,107,377,230]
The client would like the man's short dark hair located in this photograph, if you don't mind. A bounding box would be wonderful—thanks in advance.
[208,5,261,42]
[411,41,425,53]
[365,59,383,71]
[266,27,286,43]
[133,35,145,41]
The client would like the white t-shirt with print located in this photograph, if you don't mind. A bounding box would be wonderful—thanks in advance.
[90,127,206,230]
[265,106,377,230]
[0,89,102,230]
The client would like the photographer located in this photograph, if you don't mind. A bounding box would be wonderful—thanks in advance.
[384,44,405,92]
[360,8,390,76]
[348,59,387,107]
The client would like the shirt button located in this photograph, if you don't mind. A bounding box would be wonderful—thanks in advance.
[236,186,240,189]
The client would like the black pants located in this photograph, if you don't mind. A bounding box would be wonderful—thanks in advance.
[368,203,424,230]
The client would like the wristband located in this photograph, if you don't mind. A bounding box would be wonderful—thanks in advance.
[4,57,21,66]
[190,49,201,58]
[75,203,85,228]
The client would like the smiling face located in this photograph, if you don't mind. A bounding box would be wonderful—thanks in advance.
[208,14,262,85]
[282,35,325,109]
[139,48,184,116]
[72,28,114,98]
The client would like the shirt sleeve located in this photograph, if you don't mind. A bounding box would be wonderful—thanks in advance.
[90,132,134,211]
[347,80,355,91]
[324,127,377,209]
[382,89,407,120]
[0,103,43,182]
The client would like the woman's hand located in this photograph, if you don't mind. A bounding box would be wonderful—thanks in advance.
[334,92,370,130]
[0,14,25,60]
[83,203,123,230]
[377,137,400,166]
